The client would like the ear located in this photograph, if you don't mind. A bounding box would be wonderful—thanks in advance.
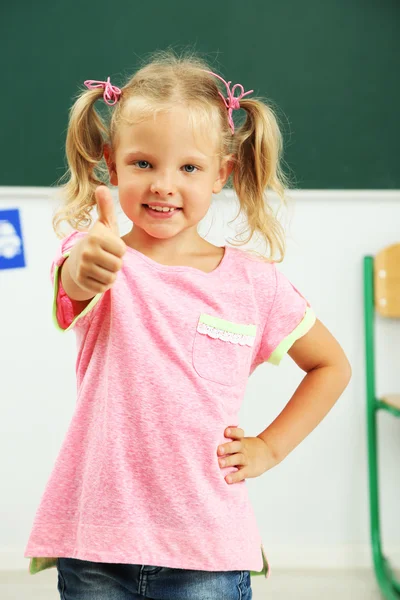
[212,155,234,194]
[103,143,118,186]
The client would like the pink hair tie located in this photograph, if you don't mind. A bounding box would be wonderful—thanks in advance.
[203,70,253,134]
[84,77,122,106]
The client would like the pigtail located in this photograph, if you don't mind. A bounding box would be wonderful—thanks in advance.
[231,98,289,262]
[52,88,110,238]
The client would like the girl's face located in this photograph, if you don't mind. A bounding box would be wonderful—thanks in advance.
[104,105,232,243]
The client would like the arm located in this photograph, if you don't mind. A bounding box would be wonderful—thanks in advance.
[257,318,352,463]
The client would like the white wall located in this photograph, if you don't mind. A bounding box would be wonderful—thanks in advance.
[1,186,399,571]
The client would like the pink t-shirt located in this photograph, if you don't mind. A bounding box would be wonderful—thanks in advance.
[25,230,316,577]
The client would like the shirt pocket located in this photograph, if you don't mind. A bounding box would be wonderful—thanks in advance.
[192,313,257,386]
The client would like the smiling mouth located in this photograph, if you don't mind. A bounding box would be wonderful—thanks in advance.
[143,204,182,212]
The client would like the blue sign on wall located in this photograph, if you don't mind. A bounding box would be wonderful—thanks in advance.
[0,209,26,270]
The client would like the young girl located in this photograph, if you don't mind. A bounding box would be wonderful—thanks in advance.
[24,51,351,599]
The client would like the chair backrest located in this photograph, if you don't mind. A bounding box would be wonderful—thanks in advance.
[374,243,400,318]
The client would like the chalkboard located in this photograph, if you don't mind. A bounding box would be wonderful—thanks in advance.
[2,0,399,188]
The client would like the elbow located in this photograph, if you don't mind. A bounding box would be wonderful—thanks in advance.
[340,355,352,390]
[316,353,352,391]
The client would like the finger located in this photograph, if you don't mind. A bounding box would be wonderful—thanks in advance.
[226,469,245,484]
[95,185,119,235]
[78,276,110,295]
[218,441,242,456]
[93,248,124,272]
[92,230,126,258]
[225,427,244,439]
[219,452,245,468]
[84,264,117,286]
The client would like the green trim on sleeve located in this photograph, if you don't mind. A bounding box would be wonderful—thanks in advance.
[267,307,316,366]
[52,251,102,332]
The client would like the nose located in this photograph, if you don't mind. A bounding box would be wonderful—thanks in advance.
[150,173,176,197]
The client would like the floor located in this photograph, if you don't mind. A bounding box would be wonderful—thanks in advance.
[0,568,392,599]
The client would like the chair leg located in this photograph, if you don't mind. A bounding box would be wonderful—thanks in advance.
[367,402,400,599]
[364,256,399,598]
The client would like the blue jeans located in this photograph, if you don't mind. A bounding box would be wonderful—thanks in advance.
[57,558,252,600]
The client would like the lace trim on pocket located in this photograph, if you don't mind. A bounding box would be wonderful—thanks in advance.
[197,314,257,347]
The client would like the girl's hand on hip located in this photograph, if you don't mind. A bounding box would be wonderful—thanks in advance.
[217,427,278,484]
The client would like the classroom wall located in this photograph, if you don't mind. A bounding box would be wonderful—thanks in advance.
[2,0,399,189]
[1,186,399,570]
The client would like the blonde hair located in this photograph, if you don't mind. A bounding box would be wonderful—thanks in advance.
[53,49,291,261]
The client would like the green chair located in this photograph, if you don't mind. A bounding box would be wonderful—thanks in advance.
[364,244,400,599]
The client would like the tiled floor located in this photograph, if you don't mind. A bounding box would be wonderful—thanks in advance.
[0,568,391,599]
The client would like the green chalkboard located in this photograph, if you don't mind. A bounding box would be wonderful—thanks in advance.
[2,0,399,188]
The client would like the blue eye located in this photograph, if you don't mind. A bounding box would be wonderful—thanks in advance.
[183,165,197,173]
[135,160,150,169]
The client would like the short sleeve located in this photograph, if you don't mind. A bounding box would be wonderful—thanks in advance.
[256,264,316,366]
[50,230,102,332]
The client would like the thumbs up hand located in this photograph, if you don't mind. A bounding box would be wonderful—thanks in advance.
[95,184,121,237]
[67,186,127,295]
